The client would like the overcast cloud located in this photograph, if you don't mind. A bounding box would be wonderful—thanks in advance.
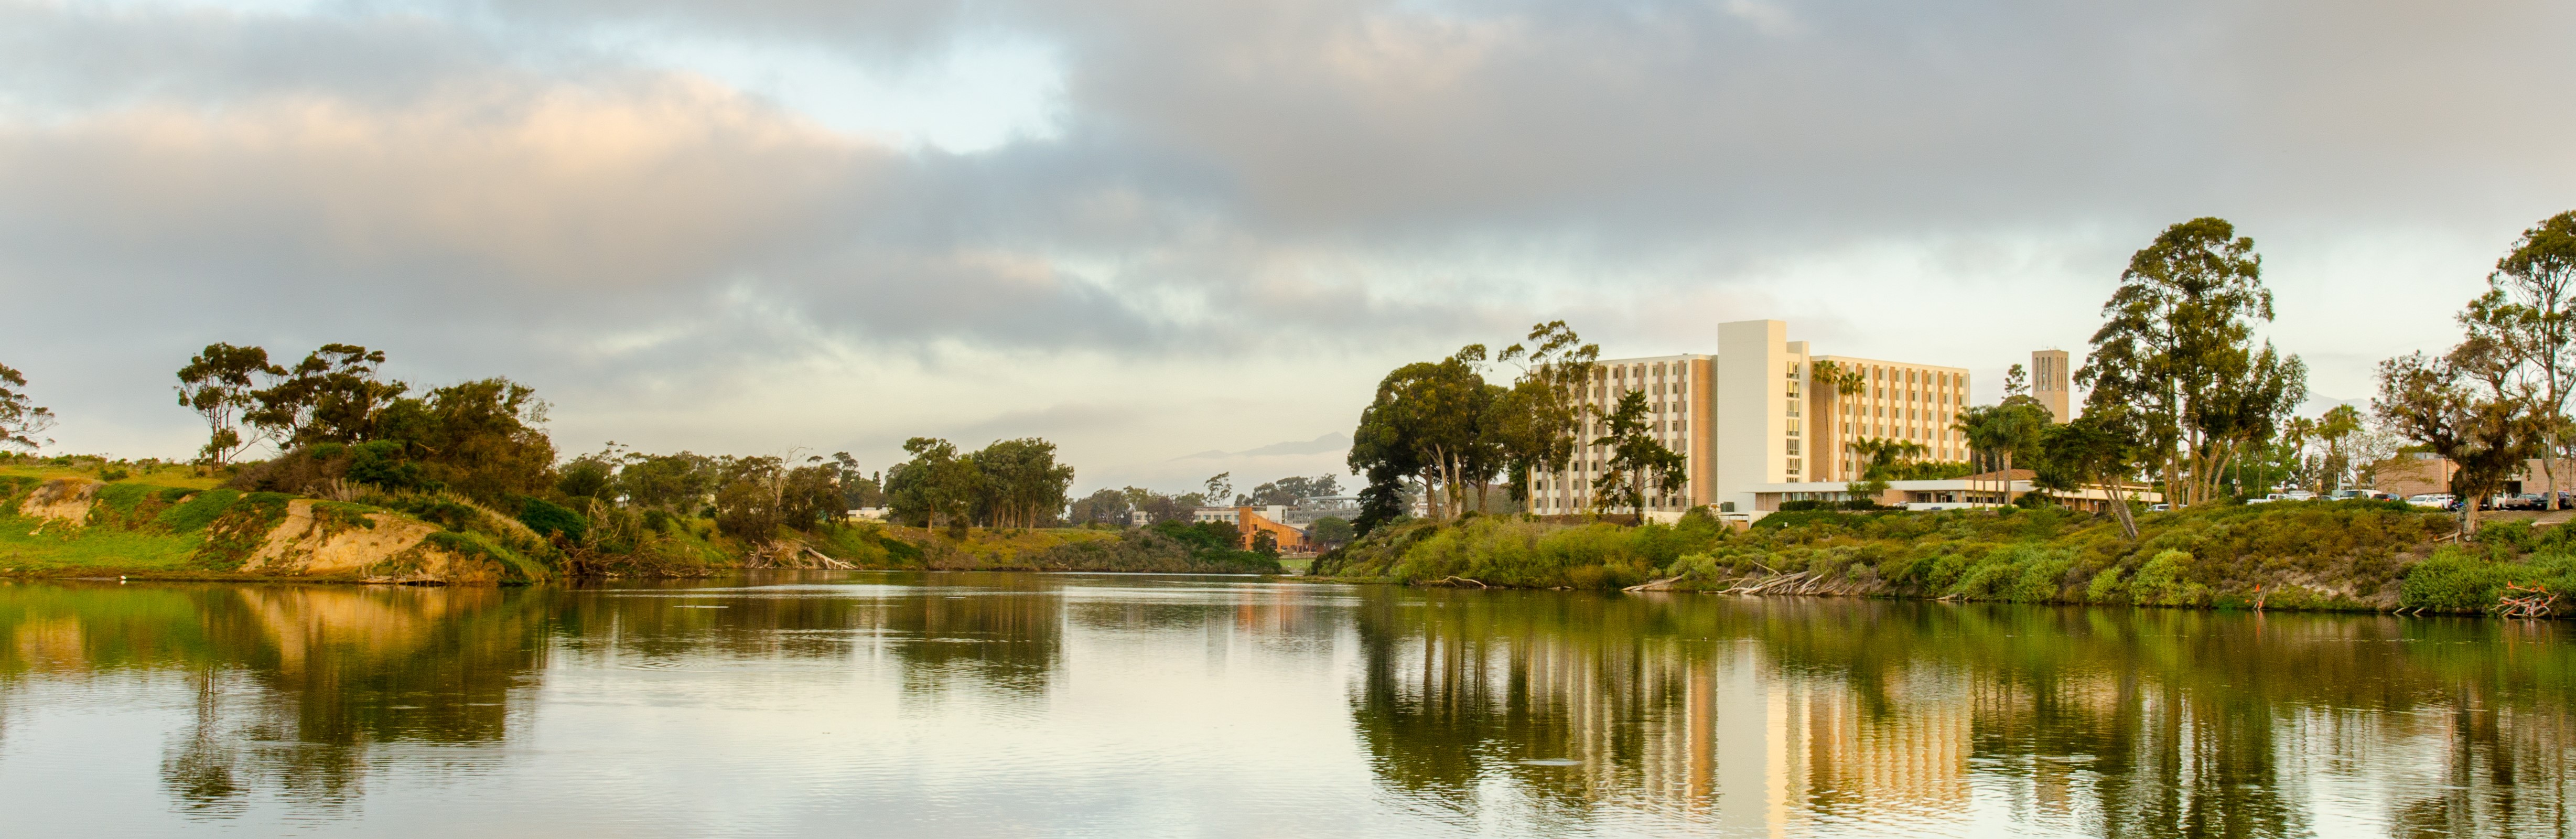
[2,0,2570,491]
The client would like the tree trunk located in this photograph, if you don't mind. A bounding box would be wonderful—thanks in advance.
[2103,480,2140,541]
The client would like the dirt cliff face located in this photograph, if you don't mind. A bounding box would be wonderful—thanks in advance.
[236,500,498,584]
[17,479,99,525]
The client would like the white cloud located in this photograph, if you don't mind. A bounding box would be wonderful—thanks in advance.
[1,0,2570,478]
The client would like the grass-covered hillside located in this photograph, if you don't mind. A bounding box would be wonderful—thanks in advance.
[0,472,556,582]
[1316,501,2571,615]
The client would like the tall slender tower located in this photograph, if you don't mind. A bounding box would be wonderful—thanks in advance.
[2031,349,2072,423]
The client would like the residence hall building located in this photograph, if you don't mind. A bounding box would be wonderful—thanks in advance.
[1525,319,1970,518]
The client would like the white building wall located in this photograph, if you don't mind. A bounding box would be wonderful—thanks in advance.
[1715,319,1791,514]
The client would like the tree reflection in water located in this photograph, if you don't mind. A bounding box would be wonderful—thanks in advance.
[1348,588,2576,837]
[4,576,2575,836]
[0,582,545,813]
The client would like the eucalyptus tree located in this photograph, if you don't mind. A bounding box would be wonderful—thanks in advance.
[2033,408,2146,539]
[1348,346,1499,523]
[2279,415,2318,494]
[888,437,983,534]
[0,362,53,454]
[247,344,409,448]
[1492,321,1602,507]
[2461,211,2576,508]
[1590,390,1688,518]
[2078,217,2309,508]
[175,343,284,466]
[975,438,1075,528]
[2376,335,2548,535]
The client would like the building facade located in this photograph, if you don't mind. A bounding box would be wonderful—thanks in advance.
[1524,319,1969,517]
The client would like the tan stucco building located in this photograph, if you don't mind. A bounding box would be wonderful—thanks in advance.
[1523,320,1970,517]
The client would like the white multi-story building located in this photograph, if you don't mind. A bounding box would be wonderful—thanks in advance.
[1524,320,1970,517]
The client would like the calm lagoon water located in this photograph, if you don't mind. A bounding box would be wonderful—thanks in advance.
[3,573,2572,837]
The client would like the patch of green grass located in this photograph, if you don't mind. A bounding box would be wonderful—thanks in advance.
[153,489,241,533]
[421,530,548,583]
[0,513,207,573]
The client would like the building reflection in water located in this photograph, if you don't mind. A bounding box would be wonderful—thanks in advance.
[5,575,2576,836]
[1348,588,2576,837]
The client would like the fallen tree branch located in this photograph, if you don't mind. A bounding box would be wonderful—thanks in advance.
[1623,574,1688,593]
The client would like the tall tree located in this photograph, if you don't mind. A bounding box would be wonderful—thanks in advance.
[175,343,284,466]
[713,456,786,540]
[2033,408,2146,539]
[976,438,1075,528]
[2375,337,2548,535]
[2314,404,2365,493]
[1348,347,1496,524]
[620,451,717,512]
[1955,401,2051,505]
[1067,488,1132,525]
[1807,359,1866,480]
[371,378,557,503]
[1242,475,1340,506]
[2079,217,2308,508]
[888,437,982,535]
[1590,390,1687,518]
[2462,210,2576,509]
[1492,321,1602,507]
[0,362,54,454]
[248,344,409,448]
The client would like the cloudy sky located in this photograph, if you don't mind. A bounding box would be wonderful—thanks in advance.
[2,0,2570,493]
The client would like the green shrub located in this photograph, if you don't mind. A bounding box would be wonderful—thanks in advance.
[2400,547,2513,613]
[420,530,549,583]
[2477,520,2540,554]
[347,440,437,492]
[153,489,242,533]
[518,497,587,541]
[2129,549,2209,607]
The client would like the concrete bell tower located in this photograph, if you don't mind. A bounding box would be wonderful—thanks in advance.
[2032,349,2072,423]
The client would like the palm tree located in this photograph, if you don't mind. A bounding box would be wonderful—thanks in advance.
[1809,360,1868,481]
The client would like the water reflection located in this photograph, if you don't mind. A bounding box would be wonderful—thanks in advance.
[1348,591,2576,836]
[2,576,2573,836]
[0,582,546,813]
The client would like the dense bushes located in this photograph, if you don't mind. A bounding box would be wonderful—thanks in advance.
[1022,524,1284,574]
[1319,500,2484,608]
[1320,513,1732,589]
[2396,546,2576,614]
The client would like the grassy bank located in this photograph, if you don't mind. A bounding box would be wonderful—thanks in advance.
[1,474,554,583]
[1314,501,2576,616]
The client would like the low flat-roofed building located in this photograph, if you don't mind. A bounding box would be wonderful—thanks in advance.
[1749,470,2160,514]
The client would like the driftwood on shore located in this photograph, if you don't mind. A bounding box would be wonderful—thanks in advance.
[1625,569,1861,596]
[742,541,855,570]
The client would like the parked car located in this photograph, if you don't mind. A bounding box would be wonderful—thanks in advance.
[2514,493,2550,510]
[2279,490,2316,501]
[2407,493,2456,510]
[2328,489,2391,501]
[2147,503,2171,512]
